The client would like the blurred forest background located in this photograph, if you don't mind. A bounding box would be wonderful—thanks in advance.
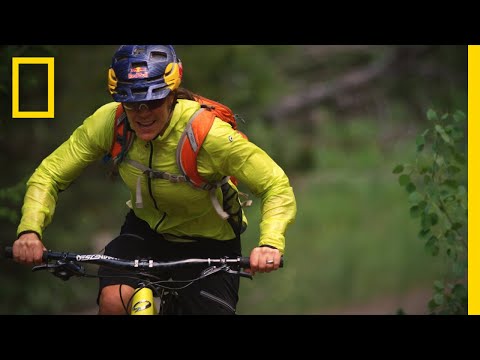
[0,45,467,315]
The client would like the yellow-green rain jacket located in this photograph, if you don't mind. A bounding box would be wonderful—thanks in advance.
[17,99,297,253]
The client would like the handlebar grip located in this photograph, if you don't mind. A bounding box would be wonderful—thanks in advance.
[239,257,251,268]
[42,250,49,262]
[238,256,284,268]
[4,246,13,259]
[4,246,49,262]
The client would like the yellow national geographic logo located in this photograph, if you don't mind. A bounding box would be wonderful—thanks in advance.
[12,57,55,118]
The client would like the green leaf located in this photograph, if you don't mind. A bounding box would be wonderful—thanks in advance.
[453,110,466,123]
[408,191,423,204]
[435,155,445,167]
[399,174,410,186]
[416,134,425,147]
[425,235,439,256]
[429,212,439,226]
[441,113,449,120]
[406,182,416,193]
[419,165,431,175]
[433,280,444,291]
[445,230,456,245]
[435,124,453,145]
[392,164,404,174]
[427,109,438,122]
[416,135,425,152]
[442,194,456,203]
[418,228,431,239]
[433,293,444,305]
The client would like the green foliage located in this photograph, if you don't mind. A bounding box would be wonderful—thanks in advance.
[0,179,25,223]
[393,109,467,315]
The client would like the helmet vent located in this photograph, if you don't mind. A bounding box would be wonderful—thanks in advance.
[133,46,146,55]
[131,61,148,69]
[150,51,168,61]
[152,87,167,94]
[131,88,148,96]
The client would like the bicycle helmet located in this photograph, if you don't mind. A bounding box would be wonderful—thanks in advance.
[108,45,183,103]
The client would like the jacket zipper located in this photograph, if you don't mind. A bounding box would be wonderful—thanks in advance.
[148,140,167,230]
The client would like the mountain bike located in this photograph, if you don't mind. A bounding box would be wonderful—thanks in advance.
[4,246,283,315]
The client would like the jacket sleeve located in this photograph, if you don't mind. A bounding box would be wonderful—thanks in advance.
[16,103,118,238]
[199,119,297,254]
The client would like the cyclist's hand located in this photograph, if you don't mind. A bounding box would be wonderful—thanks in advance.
[248,246,281,275]
[12,232,46,265]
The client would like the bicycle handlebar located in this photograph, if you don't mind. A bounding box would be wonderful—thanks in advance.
[3,246,284,271]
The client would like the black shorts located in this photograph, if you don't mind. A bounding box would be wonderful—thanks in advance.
[97,210,242,315]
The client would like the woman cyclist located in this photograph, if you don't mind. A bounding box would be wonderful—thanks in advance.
[11,45,297,315]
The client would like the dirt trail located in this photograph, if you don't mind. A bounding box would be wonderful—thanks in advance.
[317,287,432,315]
[68,287,432,315]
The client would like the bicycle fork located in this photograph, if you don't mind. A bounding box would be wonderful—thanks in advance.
[130,287,157,315]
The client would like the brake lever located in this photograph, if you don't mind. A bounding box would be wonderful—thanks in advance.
[201,265,226,278]
[32,261,85,281]
[32,263,54,272]
[202,262,254,280]
[225,268,253,280]
[199,263,253,281]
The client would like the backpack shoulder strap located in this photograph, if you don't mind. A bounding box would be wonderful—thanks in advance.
[194,94,238,130]
[177,108,217,189]
[104,104,134,165]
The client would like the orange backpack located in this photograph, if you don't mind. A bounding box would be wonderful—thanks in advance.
[105,95,248,189]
